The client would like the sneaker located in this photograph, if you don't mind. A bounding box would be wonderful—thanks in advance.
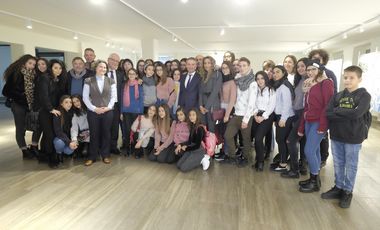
[272,164,287,172]
[201,155,211,171]
[321,186,343,200]
[339,190,353,208]
[214,153,225,162]
[281,170,300,178]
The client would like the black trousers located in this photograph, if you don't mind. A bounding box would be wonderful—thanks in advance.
[264,125,273,155]
[10,102,41,148]
[252,113,275,162]
[149,143,176,164]
[122,112,139,152]
[110,103,121,150]
[320,132,329,162]
[287,109,306,171]
[39,109,54,155]
[87,110,113,160]
[275,115,294,164]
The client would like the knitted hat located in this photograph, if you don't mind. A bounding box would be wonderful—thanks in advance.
[307,60,325,71]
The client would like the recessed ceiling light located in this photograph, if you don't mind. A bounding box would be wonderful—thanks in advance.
[180,0,189,3]
[73,33,79,40]
[220,28,225,36]
[172,35,178,42]
[90,0,105,5]
[25,19,32,29]
[105,41,110,47]
[358,26,364,33]
[236,0,249,5]
[342,33,348,39]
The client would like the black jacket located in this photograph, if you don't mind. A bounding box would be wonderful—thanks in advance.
[38,74,68,112]
[326,88,371,144]
[185,125,205,152]
[53,110,73,145]
[2,71,28,106]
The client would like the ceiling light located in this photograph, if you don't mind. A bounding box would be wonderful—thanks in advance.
[73,33,79,40]
[236,0,249,5]
[90,0,106,5]
[220,28,225,36]
[358,26,364,33]
[180,0,189,3]
[25,19,32,29]
[132,50,136,54]
[342,33,348,39]
[172,35,178,42]
[105,41,110,47]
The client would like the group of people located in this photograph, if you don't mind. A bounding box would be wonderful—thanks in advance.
[2,47,371,209]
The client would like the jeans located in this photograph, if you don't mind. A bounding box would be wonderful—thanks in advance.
[331,140,362,192]
[304,122,325,175]
[53,138,74,155]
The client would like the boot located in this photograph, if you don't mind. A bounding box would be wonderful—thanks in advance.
[22,148,34,159]
[29,145,39,158]
[48,152,59,169]
[299,174,320,193]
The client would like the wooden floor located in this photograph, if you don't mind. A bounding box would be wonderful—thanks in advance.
[1,105,380,230]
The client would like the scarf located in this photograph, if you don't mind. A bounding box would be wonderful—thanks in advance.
[142,75,156,86]
[302,75,328,93]
[235,69,255,91]
[222,73,234,83]
[69,69,87,80]
[123,79,139,107]
[21,67,35,110]
[273,77,295,99]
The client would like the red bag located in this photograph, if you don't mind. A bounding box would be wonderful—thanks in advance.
[200,125,217,156]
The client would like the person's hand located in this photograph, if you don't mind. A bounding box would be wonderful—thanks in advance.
[175,145,182,154]
[50,109,61,117]
[69,141,78,150]
[223,116,229,123]
[279,120,286,127]
[199,106,206,114]
[138,79,143,85]
[298,132,304,137]
[94,107,103,114]
[241,122,248,129]
[135,140,142,149]
[101,107,111,113]
[181,145,187,151]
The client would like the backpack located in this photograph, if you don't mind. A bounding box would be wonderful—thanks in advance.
[199,125,217,156]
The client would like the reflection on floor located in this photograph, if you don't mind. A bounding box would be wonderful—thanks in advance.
[0,105,379,230]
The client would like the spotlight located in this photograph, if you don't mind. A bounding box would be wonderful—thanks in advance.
[180,0,188,3]
[342,33,348,39]
[105,41,110,47]
[172,35,178,42]
[358,26,364,33]
[73,33,79,40]
[25,19,32,29]
[220,28,225,36]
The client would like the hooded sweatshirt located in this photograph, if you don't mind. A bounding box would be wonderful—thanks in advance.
[326,88,371,144]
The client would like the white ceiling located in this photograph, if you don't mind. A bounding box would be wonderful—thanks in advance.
[1,0,380,54]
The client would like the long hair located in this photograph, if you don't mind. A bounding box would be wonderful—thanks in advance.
[187,108,202,135]
[221,61,235,77]
[294,58,310,87]
[58,95,72,127]
[144,104,157,121]
[3,54,36,82]
[137,59,145,78]
[155,63,169,85]
[71,94,87,116]
[201,56,216,83]
[176,107,187,122]
[47,59,68,92]
[255,71,272,95]
[36,57,48,76]
[283,55,297,75]
[156,104,171,135]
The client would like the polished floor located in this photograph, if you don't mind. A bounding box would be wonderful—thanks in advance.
[0,105,379,230]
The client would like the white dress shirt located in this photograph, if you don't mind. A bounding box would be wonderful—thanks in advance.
[253,87,276,120]
[108,69,118,102]
[83,75,117,112]
[184,72,195,88]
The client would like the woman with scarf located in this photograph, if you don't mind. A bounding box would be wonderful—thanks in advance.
[120,68,144,156]
[2,54,39,159]
[214,61,237,161]
[224,57,258,167]
[270,65,295,172]
[199,56,223,133]
[142,63,157,113]
[298,60,334,193]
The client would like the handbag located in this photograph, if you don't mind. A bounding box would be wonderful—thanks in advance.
[212,108,225,121]
[25,111,39,132]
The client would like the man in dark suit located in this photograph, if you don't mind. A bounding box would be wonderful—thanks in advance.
[107,53,123,155]
[179,57,201,112]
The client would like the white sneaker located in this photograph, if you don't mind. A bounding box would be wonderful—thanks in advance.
[201,155,211,171]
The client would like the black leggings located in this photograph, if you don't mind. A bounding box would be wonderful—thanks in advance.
[287,109,306,171]
[275,115,294,164]
[252,114,275,162]
[39,109,54,155]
